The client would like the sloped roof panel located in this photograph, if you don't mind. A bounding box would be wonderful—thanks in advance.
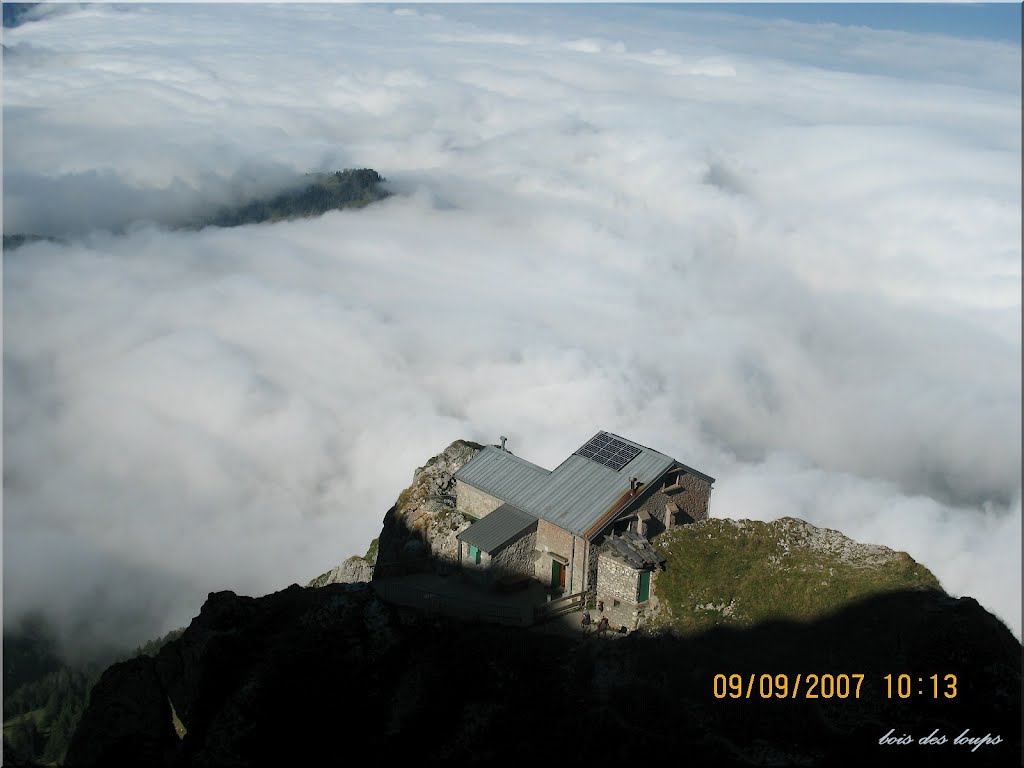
[456,503,538,553]
[453,446,551,508]
[601,532,666,569]
[453,431,695,538]
[525,452,673,535]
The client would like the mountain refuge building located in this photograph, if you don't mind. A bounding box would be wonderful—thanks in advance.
[454,431,714,611]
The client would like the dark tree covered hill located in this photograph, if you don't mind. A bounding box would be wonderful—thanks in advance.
[194,168,390,229]
[2,626,184,767]
[2,234,54,251]
[3,3,40,28]
[2,168,390,248]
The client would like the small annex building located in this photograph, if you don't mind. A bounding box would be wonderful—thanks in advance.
[454,431,714,610]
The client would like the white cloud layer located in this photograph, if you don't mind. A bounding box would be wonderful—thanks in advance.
[3,4,1020,652]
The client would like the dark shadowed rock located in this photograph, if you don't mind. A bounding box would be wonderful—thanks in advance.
[64,654,177,767]
[65,581,1020,767]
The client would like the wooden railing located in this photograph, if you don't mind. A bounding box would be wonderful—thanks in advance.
[534,591,586,621]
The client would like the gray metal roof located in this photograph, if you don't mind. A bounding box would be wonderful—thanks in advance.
[453,446,551,504]
[456,503,538,553]
[455,431,691,539]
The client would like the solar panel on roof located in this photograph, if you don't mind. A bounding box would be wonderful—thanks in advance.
[574,434,641,471]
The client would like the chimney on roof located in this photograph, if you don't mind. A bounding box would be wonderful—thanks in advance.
[500,435,507,451]
[630,477,639,492]
[665,501,678,531]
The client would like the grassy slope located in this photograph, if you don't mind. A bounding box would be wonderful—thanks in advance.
[650,517,941,634]
[3,707,48,732]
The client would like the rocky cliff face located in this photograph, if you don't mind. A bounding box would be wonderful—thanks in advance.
[306,555,374,587]
[65,582,1021,767]
[305,439,482,588]
[371,438,483,569]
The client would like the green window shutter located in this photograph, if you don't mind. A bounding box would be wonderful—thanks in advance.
[638,570,651,602]
[469,545,480,564]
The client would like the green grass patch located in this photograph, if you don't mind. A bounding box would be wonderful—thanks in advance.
[651,518,940,635]
[395,487,413,512]
[3,708,48,732]
[364,538,379,564]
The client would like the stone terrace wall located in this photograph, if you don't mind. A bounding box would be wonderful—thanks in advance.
[534,520,589,592]
[671,472,712,522]
[456,481,504,519]
[625,471,713,535]
[586,542,600,595]
[630,489,674,534]
[597,552,641,606]
[536,519,573,560]
[570,537,588,594]
[491,530,537,580]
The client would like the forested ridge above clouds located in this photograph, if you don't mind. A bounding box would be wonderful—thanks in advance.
[187,168,390,230]
[2,168,390,248]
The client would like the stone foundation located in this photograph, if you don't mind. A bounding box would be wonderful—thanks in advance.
[622,470,713,537]
[661,470,713,523]
[459,531,537,584]
[597,552,641,605]
[490,531,537,580]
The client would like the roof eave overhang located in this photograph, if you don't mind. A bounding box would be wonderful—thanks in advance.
[584,488,641,541]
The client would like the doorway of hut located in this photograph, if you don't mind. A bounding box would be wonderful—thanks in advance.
[550,560,566,593]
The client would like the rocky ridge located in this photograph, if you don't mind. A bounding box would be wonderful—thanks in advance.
[769,516,909,566]
[306,439,482,587]
[306,555,373,587]
[372,438,483,568]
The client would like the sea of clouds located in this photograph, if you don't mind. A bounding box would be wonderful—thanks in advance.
[2,3,1020,654]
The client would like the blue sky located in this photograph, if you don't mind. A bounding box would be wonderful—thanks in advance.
[651,3,1023,44]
